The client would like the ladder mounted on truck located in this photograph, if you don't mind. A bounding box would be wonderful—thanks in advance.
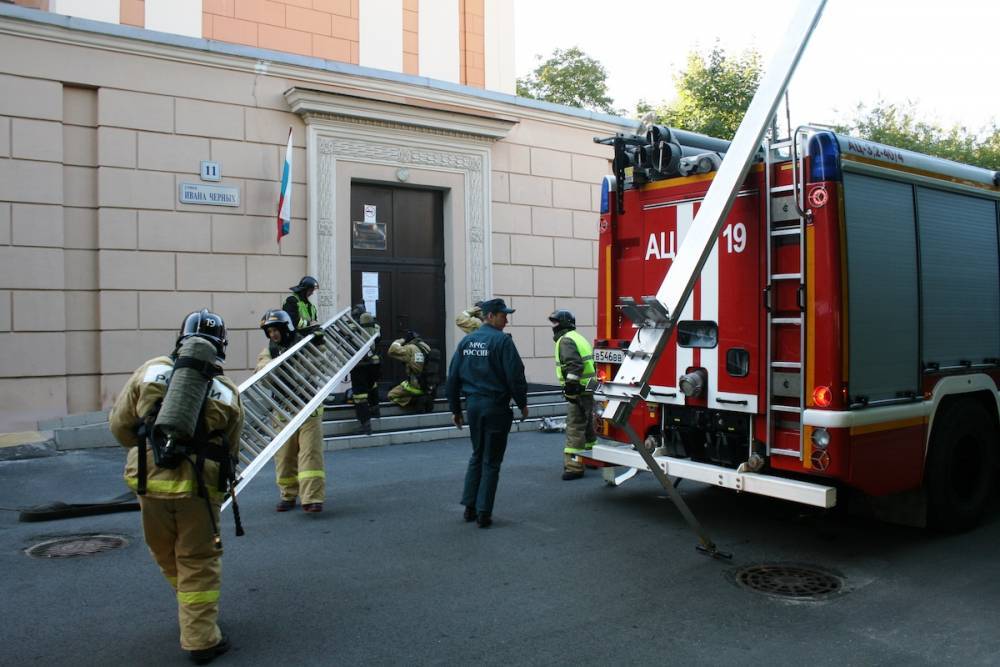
[594,0,828,558]
[221,307,377,511]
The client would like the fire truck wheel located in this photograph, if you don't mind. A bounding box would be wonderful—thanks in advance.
[926,400,997,532]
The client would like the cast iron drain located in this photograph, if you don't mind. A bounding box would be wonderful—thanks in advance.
[25,534,128,559]
[733,563,843,600]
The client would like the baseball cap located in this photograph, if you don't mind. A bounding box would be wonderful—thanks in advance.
[480,298,515,315]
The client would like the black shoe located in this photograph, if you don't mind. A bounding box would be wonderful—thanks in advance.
[476,513,492,528]
[562,470,584,481]
[190,635,230,665]
[463,505,476,522]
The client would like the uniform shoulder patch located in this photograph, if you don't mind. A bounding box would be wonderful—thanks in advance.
[208,378,236,406]
[142,363,173,386]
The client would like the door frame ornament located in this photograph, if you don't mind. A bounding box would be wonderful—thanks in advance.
[286,87,515,321]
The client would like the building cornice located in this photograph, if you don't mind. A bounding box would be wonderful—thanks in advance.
[0,5,636,135]
[285,87,516,141]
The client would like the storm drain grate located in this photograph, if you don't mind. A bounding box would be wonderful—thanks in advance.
[732,563,843,600]
[25,534,128,559]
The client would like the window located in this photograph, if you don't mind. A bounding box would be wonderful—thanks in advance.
[676,321,718,348]
[726,348,750,377]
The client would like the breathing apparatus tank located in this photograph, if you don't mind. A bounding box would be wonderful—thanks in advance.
[152,336,221,468]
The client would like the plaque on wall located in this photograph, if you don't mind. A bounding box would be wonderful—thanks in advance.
[352,221,386,250]
[179,183,240,207]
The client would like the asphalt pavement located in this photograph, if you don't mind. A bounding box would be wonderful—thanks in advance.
[2,431,1000,666]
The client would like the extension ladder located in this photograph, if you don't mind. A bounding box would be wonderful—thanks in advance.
[594,0,828,557]
[221,307,376,510]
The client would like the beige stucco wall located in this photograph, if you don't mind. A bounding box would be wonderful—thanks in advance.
[0,12,620,432]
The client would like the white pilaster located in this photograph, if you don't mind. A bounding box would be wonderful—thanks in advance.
[50,0,120,24]
[145,0,202,38]
[484,0,515,93]
[359,0,403,73]
[418,0,460,83]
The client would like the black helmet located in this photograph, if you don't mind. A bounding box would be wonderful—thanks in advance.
[178,309,228,359]
[290,275,319,293]
[260,309,296,345]
[260,309,295,333]
[548,309,576,331]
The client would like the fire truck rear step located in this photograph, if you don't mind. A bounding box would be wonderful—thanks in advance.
[591,443,836,508]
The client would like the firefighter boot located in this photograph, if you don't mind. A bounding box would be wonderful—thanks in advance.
[189,634,230,665]
[355,402,372,435]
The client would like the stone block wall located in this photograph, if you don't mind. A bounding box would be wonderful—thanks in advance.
[489,119,608,383]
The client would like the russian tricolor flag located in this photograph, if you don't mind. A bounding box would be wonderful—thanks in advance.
[276,127,293,243]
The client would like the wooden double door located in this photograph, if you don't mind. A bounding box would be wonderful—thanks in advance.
[350,183,446,390]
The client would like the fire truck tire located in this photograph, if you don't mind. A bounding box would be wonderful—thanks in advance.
[925,400,997,532]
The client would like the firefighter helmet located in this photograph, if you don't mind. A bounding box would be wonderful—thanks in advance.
[359,312,375,326]
[290,275,319,293]
[178,309,228,360]
[260,309,295,334]
[548,309,576,331]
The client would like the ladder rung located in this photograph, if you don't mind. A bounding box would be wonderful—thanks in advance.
[772,317,802,325]
[771,361,801,369]
[772,405,802,414]
[771,273,802,280]
[770,184,795,193]
[771,227,801,237]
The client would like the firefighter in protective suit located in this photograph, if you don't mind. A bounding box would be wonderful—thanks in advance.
[284,275,319,330]
[256,309,327,513]
[109,309,243,665]
[349,304,382,435]
[387,330,434,412]
[550,309,597,480]
[455,301,484,334]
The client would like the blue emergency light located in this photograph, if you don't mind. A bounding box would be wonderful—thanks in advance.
[808,131,841,182]
[600,175,613,214]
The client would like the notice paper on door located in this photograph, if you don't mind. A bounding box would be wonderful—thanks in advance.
[362,285,379,302]
[364,300,376,316]
[361,272,378,288]
[363,204,376,224]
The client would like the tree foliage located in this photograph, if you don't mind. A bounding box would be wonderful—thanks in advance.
[639,45,762,140]
[516,47,617,114]
[837,100,1000,170]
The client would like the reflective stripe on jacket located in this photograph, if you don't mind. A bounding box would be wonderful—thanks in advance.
[554,330,595,385]
[109,356,244,501]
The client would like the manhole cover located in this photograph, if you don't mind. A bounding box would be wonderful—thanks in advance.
[732,563,843,600]
[25,534,128,559]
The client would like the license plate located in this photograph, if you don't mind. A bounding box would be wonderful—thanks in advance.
[593,348,625,364]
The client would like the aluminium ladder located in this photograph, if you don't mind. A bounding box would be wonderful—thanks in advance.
[764,132,809,460]
[221,307,377,511]
[594,0,828,557]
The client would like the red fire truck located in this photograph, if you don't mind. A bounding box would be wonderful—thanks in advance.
[588,125,1000,529]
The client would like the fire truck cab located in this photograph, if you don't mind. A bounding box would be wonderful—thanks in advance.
[589,125,1000,529]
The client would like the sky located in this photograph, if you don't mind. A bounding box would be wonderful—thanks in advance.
[513,0,1000,133]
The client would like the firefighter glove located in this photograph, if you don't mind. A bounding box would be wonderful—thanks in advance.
[564,380,581,403]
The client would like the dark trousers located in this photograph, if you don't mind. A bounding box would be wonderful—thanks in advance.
[351,363,380,423]
[461,398,513,515]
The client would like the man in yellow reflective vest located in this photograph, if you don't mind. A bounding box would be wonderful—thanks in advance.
[283,275,319,330]
[109,310,244,664]
[549,309,596,480]
[257,309,327,513]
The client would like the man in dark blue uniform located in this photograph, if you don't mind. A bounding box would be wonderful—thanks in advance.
[446,298,529,528]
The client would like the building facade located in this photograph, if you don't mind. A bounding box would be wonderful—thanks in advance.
[0,1,631,432]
